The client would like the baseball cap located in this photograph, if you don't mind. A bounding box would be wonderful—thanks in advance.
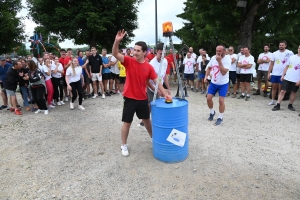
[0,56,5,61]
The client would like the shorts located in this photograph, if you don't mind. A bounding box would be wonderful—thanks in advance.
[5,89,16,96]
[208,82,229,97]
[102,73,112,80]
[197,72,205,81]
[111,73,119,80]
[240,74,252,83]
[122,96,149,123]
[236,73,240,79]
[229,71,237,84]
[84,74,91,84]
[184,73,195,81]
[282,80,299,92]
[0,82,5,92]
[257,70,268,81]
[92,73,102,81]
[118,77,126,84]
[147,87,161,102]
[270,75,282,84]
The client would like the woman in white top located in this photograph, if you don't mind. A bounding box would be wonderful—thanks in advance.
[65,58,85,110]
[41,58,55,108]
[51,57,65,105]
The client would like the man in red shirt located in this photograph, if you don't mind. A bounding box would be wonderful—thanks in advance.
[167,48,176,82]
[146,48,155,61]
[63,48,73,101]
[112,29,172,157]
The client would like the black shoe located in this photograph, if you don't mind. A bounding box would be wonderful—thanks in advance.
[110,91,115,95]
[105,92,111,96]
[87,94,92,98]
[272,104,280,111]
[191,88,194,91]
[253,90,260,95]
[237,95,245,99]
[17,105,21,108]
[263,92,268,97]
[91,92,94,96]
[98,92,102,96]
[288,104,296,111]
[0,105,8,110]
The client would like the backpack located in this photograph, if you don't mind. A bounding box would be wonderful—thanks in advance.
[29,69,44,83]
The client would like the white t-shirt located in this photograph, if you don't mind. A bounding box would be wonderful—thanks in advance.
[51,63,64,78]
[66,66,82,83]
[228,53,237,71]
[236,53,243,74]
[185,53,197,60]
[238,55,255,74]
[110,56,120,74]
[148,57,168,92]
[39,64,51,81]
[196,56,202,71]
[207,55,230,85]
[271,49,294,76]
[183,57,196,74]
[258,52,272,71]
[284,55,300,83]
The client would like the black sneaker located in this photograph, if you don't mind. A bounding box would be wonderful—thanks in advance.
[253,90,260,95]
[106,92,111,96]
[110,91,116,95]
[98,92,102,96]
[237,95,245,99]
[272,104,280,111]
[288,104,296,111]
[0,105,8,110]
[87,94,92,98]
[191,88,194,91]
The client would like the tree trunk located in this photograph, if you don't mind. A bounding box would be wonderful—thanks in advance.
[237,2,261,50]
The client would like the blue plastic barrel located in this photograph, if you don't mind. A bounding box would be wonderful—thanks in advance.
[150,98,188,163]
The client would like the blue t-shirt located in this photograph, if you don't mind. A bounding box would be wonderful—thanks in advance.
[78,57,85,76]
[101,56,110,74]
[0,63,12,83]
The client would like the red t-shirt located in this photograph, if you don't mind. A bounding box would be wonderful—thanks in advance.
[63,56,72,75]
[166,57,172,75]
[59,57,65,76]
[146,53,155,62]
[122,56,157,100]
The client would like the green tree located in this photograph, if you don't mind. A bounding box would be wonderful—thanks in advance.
[26,0,142,49]
[14,44,30,57]
[175,0,300,58]
[0,0,24,54]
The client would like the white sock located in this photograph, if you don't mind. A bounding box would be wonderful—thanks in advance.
[210,108,214,114]
[219,113,223,119]
[242,93,245,96]
[246,94,250,97]
[191,86,194,89]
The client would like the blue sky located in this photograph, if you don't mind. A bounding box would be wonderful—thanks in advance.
[19,0,186,49]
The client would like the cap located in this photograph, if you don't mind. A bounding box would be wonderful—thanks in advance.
[0,56,5,61]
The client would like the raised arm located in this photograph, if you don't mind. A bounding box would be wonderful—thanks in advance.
[112,30,126,63]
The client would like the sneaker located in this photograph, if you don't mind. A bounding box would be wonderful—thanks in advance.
[44,110,49,115]
[49,105,55,109]
[245,96,250,101]
[26,106,30,111]
[137,122,146,131]
[272,104,280,111]
[65,97,69,102]
[268,101,275,106]
[106,92,111,96]
[31,107,37,112]
[51,101,56,106]
[102,94,105,99]
[263,92,268,97]
[208,111,215,121]
[191,88,194,91]
[237,95,245,99]
[231,94,237,98]
[195,89,198,93]
[87,94,92,98]
[14,110,22,115]
[92,94,98,99]
[35,109,43,114]
[201,90,205,94]
[78,105,85,110]
[253,90,260,95]
[60,101,65,105]
[214,118,223,126]
[70,102,74,110]
[121,144,129,156]
[288,104,296,111]
[0,105,8,110]
[227,92,230,97]
[17,105,21,108]
[82,98,85,101]
[110,91,116,95]
[57,101,62,106]
[9,108,15,112]
[98,92,102,96]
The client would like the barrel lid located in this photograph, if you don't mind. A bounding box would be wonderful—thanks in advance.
[150,98,188,108]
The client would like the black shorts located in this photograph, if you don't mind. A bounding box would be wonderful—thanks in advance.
[118,77,126,84]
[236,73,240,79]
[102,73,112,80]
[122,97,149,123]
[229,71,237,84]
[163,82,167,89]
[111,73,119,79]
[282,80,299,93]
[240,74,252,83]
[84,75,91,85]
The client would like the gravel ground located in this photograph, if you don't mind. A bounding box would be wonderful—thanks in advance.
[0,82,300,200]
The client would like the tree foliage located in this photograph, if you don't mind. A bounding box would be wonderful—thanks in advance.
[0,0,24,54]
[175,0,300,58]
[26,0,142,49]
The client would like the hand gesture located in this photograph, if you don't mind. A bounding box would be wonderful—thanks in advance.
[216,54,222,62]
[115,29,127,42]
[267,74,271,80]
[67,85,72,91]
[204,77,208,83]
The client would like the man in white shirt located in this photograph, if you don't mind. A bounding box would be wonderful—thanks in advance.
[227,46,238,97]
[268,40,294,105]
[254,45,272,97]
[272,45,300,111]
[186,47,197,60]
[199,48,210,60]
[237,47,255,101]
[205,45,231,126]
[183,52,196,91]
[236,47,244,93]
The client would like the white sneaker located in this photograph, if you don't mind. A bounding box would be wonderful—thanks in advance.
[44,110,49,115]
[57,101,62,106]
[92,94,98,99]
[70,102,74,110]
[82,98,85,101]
[35,109,42,114]
[78,105,85,110]
[49,105,55,109]
[121,144,129,156]
[102,94,105,99]
[268,101,275,106]
[117,90,121,95]
[60,101,65,105]
[65,97,69,102]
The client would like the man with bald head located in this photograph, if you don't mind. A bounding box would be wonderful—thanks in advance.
[205,45,231,126]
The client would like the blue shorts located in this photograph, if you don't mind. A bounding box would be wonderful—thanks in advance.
[184,73,195,81]
[208,82,229,97]
[270,75,282,84]
[197,72,205,80]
